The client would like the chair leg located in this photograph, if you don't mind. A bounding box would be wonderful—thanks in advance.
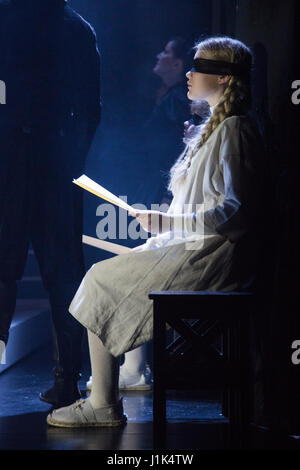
[221,328,229,418]
[153,300,167,450]
[224,321,244,447]
[224,315,252,447]
[228,322,239,426]
[237,314,252,431]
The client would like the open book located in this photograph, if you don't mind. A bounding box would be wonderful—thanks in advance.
[73,174,137,255]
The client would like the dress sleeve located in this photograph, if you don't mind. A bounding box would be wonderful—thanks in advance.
[170,118,258,242]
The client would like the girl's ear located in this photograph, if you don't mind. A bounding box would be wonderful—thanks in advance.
[218,75,231,85]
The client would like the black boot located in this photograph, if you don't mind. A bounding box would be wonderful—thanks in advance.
[39,281,84,408]
[39,326,84,407]
[39,367,82,408]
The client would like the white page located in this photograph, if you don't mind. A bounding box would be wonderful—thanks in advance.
[82,235,132,255]
[73,174,138,215]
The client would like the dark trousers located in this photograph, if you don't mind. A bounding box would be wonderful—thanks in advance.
[0,124,87,378]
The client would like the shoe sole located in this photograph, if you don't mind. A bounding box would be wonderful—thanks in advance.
[119,384,152,390]
[46,414,128,428]
[86,384,152,391]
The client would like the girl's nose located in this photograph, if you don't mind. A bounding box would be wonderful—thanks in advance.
[186,71,191,78]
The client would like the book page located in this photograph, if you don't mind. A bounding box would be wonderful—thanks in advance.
[73,174,138,215]
[82,235,132,255]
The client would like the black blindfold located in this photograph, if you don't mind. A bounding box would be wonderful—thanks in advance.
[191,57,251,78]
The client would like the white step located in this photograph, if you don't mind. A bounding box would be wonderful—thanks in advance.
[0,299,52,374]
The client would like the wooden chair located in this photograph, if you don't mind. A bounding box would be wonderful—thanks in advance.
[148,290,255,449]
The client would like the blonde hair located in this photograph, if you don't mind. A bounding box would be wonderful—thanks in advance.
[167,36,253,196]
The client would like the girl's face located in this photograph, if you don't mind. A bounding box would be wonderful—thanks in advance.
[186,51,229,105]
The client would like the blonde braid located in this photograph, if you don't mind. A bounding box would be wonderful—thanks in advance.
[184,74,250,170]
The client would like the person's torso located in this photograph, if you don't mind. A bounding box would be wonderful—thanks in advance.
[140,114,262,250]
[0,1,95,128]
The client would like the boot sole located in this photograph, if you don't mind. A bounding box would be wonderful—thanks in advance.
[39,394,59,406]
[39,393,81,408]
[46,414,128,428]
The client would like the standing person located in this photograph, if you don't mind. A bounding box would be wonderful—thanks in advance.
[0,0,101,407]
[46,36,266,428]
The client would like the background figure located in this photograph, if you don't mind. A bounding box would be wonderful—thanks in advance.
[0,0,101,406]
[134,36,194,209]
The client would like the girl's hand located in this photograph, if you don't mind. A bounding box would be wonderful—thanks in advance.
[131,245,144,253]
[184,120,196,139]
[129,209,172,234]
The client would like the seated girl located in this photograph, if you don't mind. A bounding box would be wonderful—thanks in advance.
[46,35,266,428]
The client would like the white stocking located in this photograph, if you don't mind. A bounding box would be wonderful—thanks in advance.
[122,343,148,376]
[87,330,120,408]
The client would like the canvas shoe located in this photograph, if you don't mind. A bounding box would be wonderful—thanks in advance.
[86,365,153,391]
[46,396,127,428]
[119,365,152,390]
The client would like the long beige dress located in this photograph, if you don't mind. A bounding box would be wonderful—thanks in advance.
[68,112,265,358]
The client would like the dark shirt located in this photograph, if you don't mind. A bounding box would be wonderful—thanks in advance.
[0,0,101,142]
[137,80,191,206]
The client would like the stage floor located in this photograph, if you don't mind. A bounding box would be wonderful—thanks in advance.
[0,342,298,450]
